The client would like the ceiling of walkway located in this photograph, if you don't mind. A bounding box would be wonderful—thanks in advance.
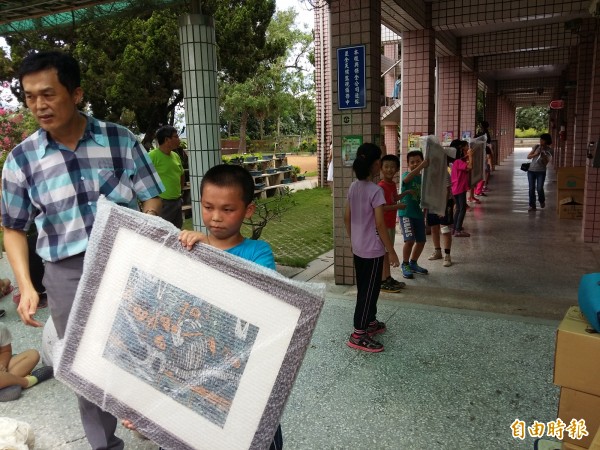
[382,0,600,107]
[3,1,598,109]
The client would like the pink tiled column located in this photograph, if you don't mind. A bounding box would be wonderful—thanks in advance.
[437,56,461,142]
[460,71,477,139]
[330,0,382,285]
[400,27,436,173]
[315,2,332,187]
[583,31,600,243]
[573,20,596,167]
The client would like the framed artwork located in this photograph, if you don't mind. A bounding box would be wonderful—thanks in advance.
[469,135,486,186]
[56,199,325,450]
[421,135,449,216]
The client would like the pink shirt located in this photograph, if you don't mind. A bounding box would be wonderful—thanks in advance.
[347,180,386,259]
[451,159,470,195]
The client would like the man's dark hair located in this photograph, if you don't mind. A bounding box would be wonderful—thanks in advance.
[201,164,255,206]
[381,153,400,170]
[156,125,178,145]
[18,50,81,94]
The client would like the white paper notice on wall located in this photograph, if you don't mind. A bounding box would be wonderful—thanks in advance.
[55,197,325,450]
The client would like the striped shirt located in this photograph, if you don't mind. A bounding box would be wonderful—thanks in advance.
[1,113,164,262]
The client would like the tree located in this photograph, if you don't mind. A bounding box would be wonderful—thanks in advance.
[516,106,549,132]
[219,7,314,150]
[0,0,284,149]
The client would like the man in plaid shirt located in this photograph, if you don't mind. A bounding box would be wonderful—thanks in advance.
[1,50,164,450]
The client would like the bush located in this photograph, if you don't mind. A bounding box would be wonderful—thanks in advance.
[299,137,317,154]
[515,128,547,138]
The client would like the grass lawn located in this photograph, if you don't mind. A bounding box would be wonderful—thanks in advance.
[184,187,333,268]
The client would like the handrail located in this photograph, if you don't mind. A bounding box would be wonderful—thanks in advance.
[381,59,401,78]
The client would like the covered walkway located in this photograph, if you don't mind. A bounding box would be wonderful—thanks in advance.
[0,149,597,449]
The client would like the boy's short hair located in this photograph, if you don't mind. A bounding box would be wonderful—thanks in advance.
[201,164,255,206]
[381,154,400,170]
[406,150,424,162]
[18,50,81,94]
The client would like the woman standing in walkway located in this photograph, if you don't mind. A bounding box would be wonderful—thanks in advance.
[526,133,553,211]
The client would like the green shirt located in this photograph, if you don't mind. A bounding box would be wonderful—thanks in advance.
[148,148,184,200]
[398,171,423,219]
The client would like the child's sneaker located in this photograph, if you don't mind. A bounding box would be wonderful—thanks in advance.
[409,261,429,275]
[380,280,401,293]
[401,263,414,279]
[367,321,387,336]
[428,249,442,260]
[443,254,452,267]
[347,333,384,353]
[387,276,406,289]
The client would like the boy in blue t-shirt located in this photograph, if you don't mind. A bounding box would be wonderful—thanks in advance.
[179,164,282,448]
[124,164,283,449]
[398,150,429,279]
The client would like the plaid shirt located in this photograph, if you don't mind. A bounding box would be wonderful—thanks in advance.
[1,114,164,262]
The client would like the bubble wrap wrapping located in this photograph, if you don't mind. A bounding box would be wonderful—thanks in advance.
[55,198,325,450]
[468,135,487,186]
[420,135,450,216]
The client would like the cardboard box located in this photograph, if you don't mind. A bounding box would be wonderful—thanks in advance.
[554,307,600,396]
[557,167,586,190]
[559,204,584,220]
[563,442,587,450]
[558,388,600,448]
[591,427,600,450]
[558,190,584,205]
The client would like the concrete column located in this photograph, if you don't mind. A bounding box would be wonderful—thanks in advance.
[485,93,498,162]
[460,71,477,139]
[583,30,600,243]
[573,20,596,167]
[315,0,332,187]
[437,56,461,142]
[401,26,436,173]
[330,0,381,285]
[178,13,221,232]
[564,53,578,167]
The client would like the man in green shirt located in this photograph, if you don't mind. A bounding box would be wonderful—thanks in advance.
[149,126,185,228]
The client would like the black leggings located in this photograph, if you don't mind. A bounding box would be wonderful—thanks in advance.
[453,192,467,232]
[353,254,384,331]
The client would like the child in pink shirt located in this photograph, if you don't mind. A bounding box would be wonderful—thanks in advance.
[450,139,473,237]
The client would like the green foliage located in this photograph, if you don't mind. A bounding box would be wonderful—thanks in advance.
[0,0,287,149]
[219,7,315,148]
[515,128,548,138]
[298,137,317,153]
[516,106,549,132]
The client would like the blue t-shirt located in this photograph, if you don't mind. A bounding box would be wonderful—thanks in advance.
[225,238,275,270]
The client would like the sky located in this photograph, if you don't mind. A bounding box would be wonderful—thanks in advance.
[276,0,314,30]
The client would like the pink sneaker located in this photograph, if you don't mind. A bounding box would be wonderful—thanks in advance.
[454,230,471,237]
